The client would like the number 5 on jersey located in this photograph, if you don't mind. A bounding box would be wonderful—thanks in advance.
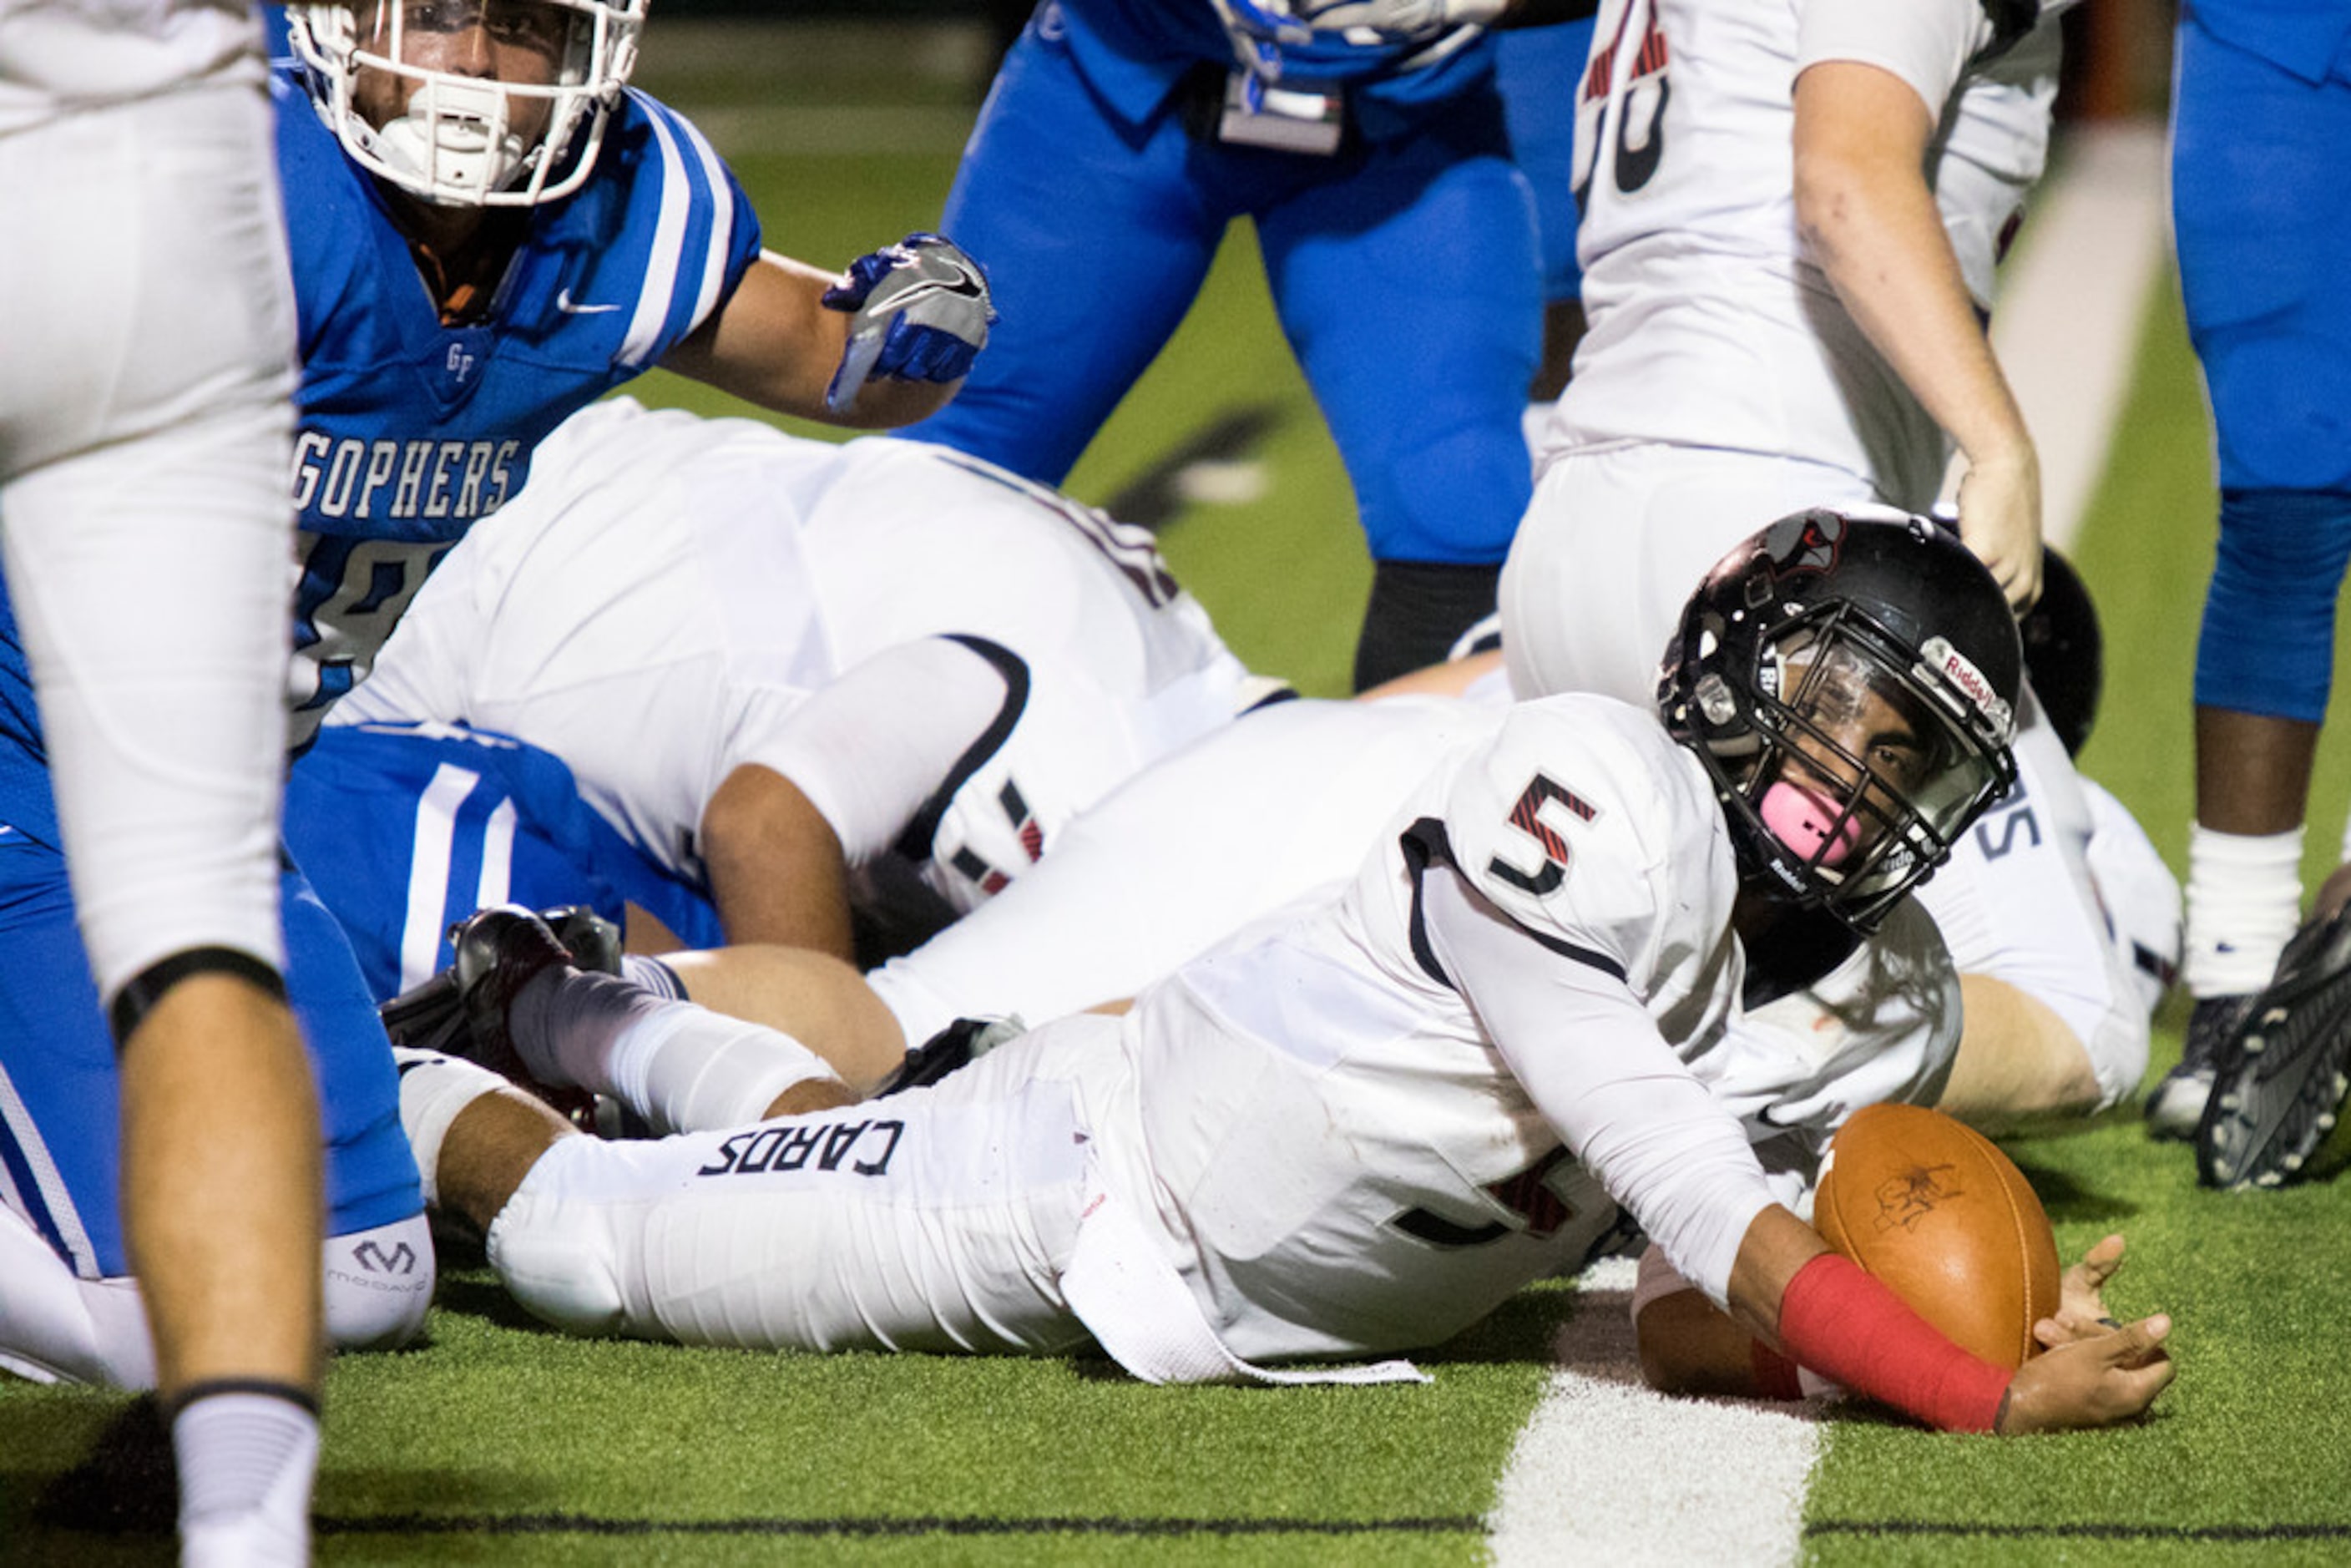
[1487,772,1599,897]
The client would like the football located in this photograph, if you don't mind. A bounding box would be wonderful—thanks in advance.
[1813,1103,2062,1369]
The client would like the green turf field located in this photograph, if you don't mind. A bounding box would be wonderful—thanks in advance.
[11,31,2351,1565]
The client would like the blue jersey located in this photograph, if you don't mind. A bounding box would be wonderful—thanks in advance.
[2187,0,2351,83]
[285,722,723,1002]
[1055,0,1498,139]
[273,72,762,741]
[0,66,757,1283]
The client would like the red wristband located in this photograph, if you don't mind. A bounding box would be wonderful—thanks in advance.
[1774,1252,2010,1432]
[1750,1340,1805,1401]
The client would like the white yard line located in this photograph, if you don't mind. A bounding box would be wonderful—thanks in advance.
[1487,1259,1825,1567]
[1489,123,2171,1562]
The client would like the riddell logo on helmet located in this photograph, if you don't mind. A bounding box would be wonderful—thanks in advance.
[1921,636,2013,735]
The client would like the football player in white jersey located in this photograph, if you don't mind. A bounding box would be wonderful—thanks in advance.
[1,4,326,1558]
[1497,0,2151,1125]
[326,397,1259,973]
[388,513,2174,1435]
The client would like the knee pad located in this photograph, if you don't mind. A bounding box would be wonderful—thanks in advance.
[483,1143,629,1338]
[2195,488,2351,719]
[323,1211,433,1353]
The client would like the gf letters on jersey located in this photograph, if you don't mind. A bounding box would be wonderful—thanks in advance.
[291,431,523,525]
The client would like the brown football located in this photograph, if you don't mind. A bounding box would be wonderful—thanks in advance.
[1813,1103,2061,1369]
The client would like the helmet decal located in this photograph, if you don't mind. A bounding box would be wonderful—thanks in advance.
[1758,508,1847,584]
[1917,635,2015,740]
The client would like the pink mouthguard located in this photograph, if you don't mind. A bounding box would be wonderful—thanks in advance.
[1758,781,1860,867]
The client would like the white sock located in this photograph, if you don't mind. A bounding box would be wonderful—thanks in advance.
[512,971,838,1133]
[603,1004,840,1135]
[173,1388,318,1568]
[392,1047,511,1211]
[2183,823,2304,997]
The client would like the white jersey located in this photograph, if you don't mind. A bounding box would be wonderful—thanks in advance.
[1109,695,1956,1358]
[488,695,1959,1377]
[869,687,1514,1048]
[1552,0,2064,507]
[336,397,1252,912]
[0,0,262,134]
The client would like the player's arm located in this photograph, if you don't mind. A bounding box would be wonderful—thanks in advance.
[700,637,1024,950]
[696,762,857,959]
[1423,868,2169,1431]
[660,236,993,429]
[1791,24,2040,609]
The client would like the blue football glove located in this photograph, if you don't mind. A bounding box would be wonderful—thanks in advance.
[822,233,994,415]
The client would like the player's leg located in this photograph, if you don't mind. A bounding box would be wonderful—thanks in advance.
[645,944,909,1095]
[0,73,321,1561]
[866,694,1497,1045]
[397,1019,1109,1356]
[1258,87,1542,689]
[1923,717,2158,1125]
[383,906,874,1131]
[2163,11,2351,1136]
[902,18,1226,482]
[0,1197,160,1386]
[281,873,437,1351]
[0,851,428,1378]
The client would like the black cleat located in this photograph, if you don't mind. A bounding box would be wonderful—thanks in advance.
[542,906,624,977]
[377,904,577,1084]
[2145,993,2253,1141]
[871,1014,1023,1098]
[2197,905,2351,1189]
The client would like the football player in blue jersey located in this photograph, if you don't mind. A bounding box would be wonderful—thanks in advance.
[2148,0,2351,1183]
[902,0,1585,691]
[274,0,995,740]
[0,0,993,1489]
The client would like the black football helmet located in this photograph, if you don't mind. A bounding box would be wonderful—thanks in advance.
[1660,510,2023,934]
[2019,544,2102,759]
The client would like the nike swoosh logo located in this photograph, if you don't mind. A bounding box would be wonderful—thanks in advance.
[890,259,988,309]
[555,287,621,316]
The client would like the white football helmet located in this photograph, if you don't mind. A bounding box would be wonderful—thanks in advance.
[288,0,646,207]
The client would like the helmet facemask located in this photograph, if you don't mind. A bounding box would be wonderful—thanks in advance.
[1666,515,2021,935]
[290,0,645,207]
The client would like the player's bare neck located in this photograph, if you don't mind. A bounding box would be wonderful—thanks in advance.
[392,195,527,326]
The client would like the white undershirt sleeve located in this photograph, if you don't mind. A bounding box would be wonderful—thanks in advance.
[735,635,1017,867]
[1422,867,1773,1308]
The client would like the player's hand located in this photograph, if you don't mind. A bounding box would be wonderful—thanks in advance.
[1286,0,1506,34]
[822,234,994,415]
[1995,1313,2174,1433]
[1954,441,2044,615]
[2033,1233,2127,1351]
